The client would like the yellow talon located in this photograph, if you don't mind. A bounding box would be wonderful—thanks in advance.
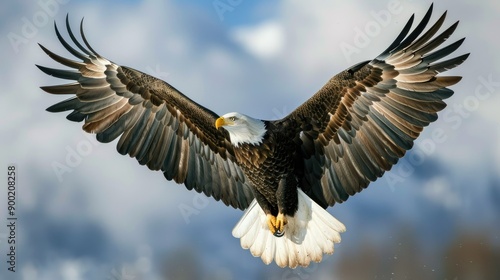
[266,214,276,233]
[266,213,287,237]
[276,213,287,233]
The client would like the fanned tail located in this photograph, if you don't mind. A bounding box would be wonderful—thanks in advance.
[232,189,346,268]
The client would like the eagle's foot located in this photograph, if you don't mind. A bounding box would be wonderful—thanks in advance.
[266,213,287,237]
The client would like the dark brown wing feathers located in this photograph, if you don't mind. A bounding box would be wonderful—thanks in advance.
[39,15,253,210]
[287,4,469,207]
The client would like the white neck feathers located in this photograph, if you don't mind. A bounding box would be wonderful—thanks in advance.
[223,113,266,147]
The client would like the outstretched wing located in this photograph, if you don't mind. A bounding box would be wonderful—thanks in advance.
[286,4,469,207]
[38,16,254,210]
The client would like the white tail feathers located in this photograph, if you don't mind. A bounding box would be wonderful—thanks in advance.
[232,189,346,268]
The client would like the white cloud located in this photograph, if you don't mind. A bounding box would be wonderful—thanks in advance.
[60,260,86,280]
[422,176,461,210]
[230,21,285,59]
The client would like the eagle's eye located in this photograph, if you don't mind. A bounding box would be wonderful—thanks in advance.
[229,116,236,122]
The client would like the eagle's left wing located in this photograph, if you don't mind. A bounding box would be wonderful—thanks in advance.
[286,5,469,207]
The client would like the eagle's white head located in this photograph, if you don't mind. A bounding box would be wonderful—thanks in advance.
[215,112,266,147]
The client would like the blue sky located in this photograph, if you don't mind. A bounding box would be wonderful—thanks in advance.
[0,0,499,279]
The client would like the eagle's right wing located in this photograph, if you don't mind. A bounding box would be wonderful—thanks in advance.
[38,16,254,210]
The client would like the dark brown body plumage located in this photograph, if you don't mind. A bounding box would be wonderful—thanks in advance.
[233,120,303,217]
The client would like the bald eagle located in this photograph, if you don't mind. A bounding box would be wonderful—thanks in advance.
[38,4,468,268]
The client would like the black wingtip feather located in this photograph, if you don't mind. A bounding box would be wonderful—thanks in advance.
[461,52,471,62]
[79,18,101,57]
[65,15,92,56]
[423,37,466,64]
[378,13,415,59]
[46,102,67,113]
[36,64,80,80]
[66,110,86,122]
[38,43,84,69]
[394,4,435,53]
[54,19,87,61]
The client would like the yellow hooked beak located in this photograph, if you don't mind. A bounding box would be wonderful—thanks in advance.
[215,117,226,129]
